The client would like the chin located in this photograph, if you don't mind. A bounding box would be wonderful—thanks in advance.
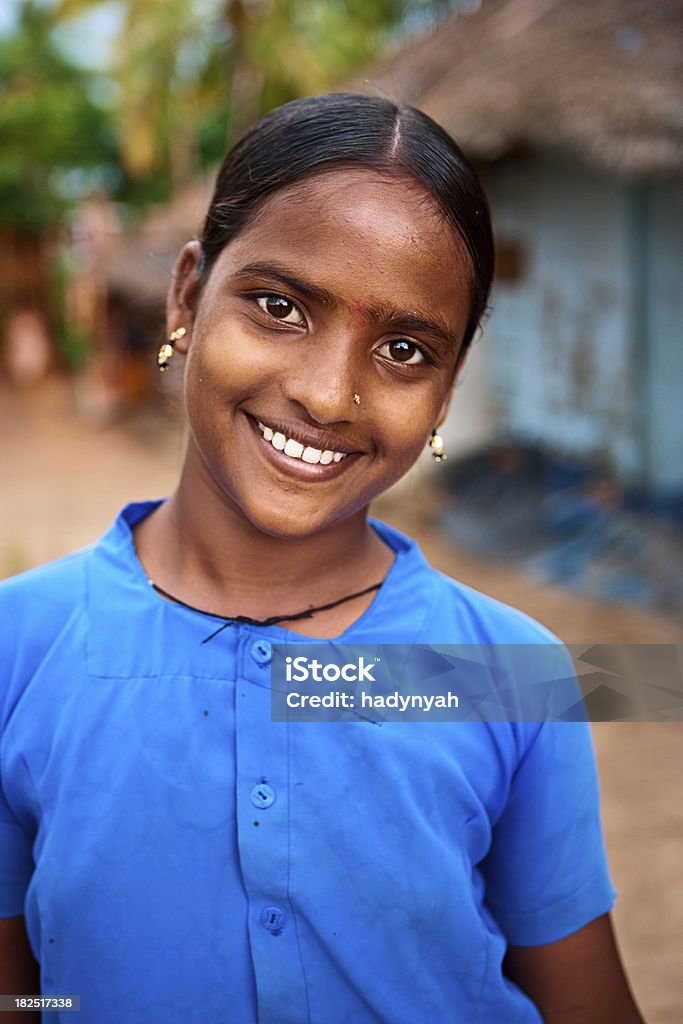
[241,504,331,541]
[240,494,368,542]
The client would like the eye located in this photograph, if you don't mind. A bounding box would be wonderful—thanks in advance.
[255,294,305,326]
[378,339,426,366]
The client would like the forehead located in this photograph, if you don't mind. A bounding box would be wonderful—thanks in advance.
[209,168,471,333]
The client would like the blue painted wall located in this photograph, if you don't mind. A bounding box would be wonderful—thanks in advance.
[479,156,681,490]
[645,183,683,491]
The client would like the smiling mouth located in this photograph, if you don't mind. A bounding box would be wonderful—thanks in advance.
[256,420,348,466]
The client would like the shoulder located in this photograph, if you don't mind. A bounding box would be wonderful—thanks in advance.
[415,566,577,720]
[0,546,90,616]
[376,517,560,645]
[1,500,158,646]
[427,567,561,645]
[0,501,153,723]
[0,543,97,658]
[0,549,93,720]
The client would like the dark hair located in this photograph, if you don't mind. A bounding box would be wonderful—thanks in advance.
[201,93,494,352]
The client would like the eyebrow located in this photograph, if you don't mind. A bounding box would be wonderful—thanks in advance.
[233,262,335,308]
[233,260,463,352]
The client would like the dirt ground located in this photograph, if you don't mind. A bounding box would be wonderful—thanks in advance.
[2,378,682,1022]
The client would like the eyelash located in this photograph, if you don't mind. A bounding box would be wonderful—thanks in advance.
[251,292,433,367]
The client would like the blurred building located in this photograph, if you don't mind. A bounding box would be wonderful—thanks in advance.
[66,181,212,417]
[354,0,683,492]
[105,179,213,321]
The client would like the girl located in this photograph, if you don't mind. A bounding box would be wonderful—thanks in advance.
[0,94,644,1023]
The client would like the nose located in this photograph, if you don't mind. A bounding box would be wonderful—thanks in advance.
[281,331,362,425]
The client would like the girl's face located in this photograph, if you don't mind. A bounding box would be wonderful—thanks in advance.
[170,168,472,539]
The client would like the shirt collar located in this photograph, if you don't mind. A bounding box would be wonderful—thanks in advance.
[86,500,437,678]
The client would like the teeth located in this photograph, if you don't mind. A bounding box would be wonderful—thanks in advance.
[284,438,304,458]
[257,421,346,465]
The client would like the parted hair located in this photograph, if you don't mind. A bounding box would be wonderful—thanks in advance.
[200,93,494,352]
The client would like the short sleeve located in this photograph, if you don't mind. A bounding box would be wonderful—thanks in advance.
[481,719,616,946]
[0,775,33,918]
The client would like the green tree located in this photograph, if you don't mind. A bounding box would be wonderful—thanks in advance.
[0,1,116,233]
[51,0,459,201]
[0,0,120,372]
[54,0,233,197]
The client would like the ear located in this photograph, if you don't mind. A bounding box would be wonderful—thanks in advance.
[166,240,203,354]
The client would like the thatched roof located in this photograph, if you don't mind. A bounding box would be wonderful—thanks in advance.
[349,0,683,176]
[107,178,213,305]
[106,0,681,308]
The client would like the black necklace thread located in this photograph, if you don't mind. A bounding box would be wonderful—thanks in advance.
[147,579,383,643]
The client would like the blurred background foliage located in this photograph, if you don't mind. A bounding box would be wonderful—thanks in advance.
[0,0,458,235]
[0,0,459,388]
[0,2,117,232]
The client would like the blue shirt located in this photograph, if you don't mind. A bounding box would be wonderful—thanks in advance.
[0,500,615,1023]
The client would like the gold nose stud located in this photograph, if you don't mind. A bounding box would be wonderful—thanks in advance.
[352,393,361,405]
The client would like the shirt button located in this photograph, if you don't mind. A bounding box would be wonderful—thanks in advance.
[250,639,272,666]
[260,906,287,935]
[250,783,276,809]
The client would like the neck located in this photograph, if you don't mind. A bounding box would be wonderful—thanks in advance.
[133,456,392,621]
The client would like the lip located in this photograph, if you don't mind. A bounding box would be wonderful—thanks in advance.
[245,413,362,481]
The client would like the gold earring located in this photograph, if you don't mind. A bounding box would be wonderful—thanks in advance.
[429,429,447,462]
[158,327,186,372]
[352,393,361,405]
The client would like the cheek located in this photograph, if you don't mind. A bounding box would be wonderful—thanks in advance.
[182,340,223,425]
[183,316,270,415]
[374,398,435,466]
